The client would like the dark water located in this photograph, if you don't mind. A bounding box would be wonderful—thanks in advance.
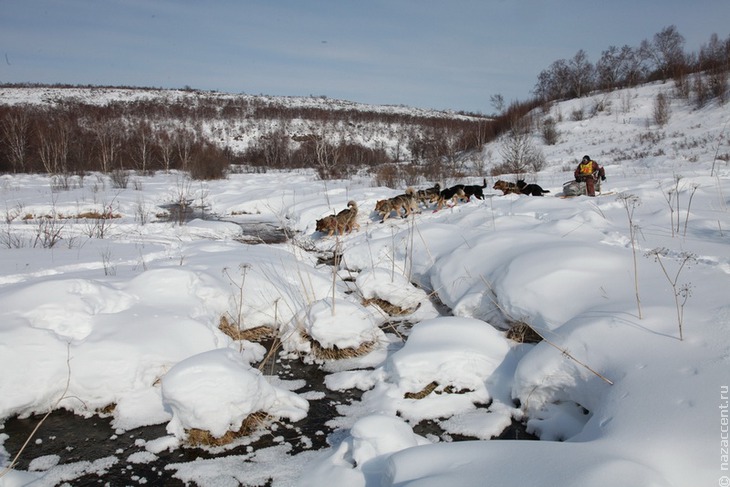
[159,203,289,245]
[159,202,211,226]
[2,341,534,486]
[0,218,535,485]
[1,355,362,486]
[231,221,289,245]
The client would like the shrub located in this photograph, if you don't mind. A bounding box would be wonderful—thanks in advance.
[188,143,228,180]
[653,92,671,126]
[497,130,545,177]
[109,169,129,188]
[541,117,560,145]
[571,108,584,121]
[374,164,400,188]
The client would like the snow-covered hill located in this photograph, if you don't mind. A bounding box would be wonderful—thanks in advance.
[0,84,479,119]
[534,81,728,175]
[0,84,487,169]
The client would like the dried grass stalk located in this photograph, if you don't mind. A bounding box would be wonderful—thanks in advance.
[362,297,413,316]
[405,381,438,399]
[185,411,269,447]
[76,211,121,220]
[98,403,116,415]
[506,321,543,343]
[403,381,471,399]
[301,331,377,361]
[218,315,275,342]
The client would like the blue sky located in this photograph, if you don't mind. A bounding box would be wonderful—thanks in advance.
[1,0,729,113]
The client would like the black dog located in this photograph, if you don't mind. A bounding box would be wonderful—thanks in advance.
[516,180,550,196]
[459,178,487,200]
[436,185,466,210]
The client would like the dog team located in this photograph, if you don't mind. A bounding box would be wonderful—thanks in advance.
[492,179,551,196]
[317,176,553,237]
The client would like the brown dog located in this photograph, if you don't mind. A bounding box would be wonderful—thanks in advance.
[316,200,359,237]
[315,214,339,237]
[416,183,441,208]
[375,188,419,221]
[493,180,521,195]
[335,200,359,233]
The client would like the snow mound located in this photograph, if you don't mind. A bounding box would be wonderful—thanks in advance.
[161,348,308,440]
[386,316,510,396]
[281,298,386,361]
[299,414,430,487]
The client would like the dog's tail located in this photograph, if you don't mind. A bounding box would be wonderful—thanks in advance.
[481,178,487,188]
[543,189,551,193]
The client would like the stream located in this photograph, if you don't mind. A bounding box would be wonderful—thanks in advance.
[0,218,535,485]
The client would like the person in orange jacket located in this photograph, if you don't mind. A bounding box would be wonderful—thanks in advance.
[574,155,606,196]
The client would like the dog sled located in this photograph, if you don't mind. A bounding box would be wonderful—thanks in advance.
[560,178,613,197]
[562,180,590,197]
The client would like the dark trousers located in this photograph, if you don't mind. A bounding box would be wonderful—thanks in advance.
[577,176,596,196]
[584,177,596,196]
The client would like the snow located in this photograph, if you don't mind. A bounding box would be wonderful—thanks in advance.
[1,81,729,486]
[161,348,308,440]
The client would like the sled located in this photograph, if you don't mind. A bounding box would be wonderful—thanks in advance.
[559,179,612,198]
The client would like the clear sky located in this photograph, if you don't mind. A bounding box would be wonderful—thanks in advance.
[1,0,729,114]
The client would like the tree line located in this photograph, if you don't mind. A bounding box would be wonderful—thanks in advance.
[532,26,729,105]
[0,91,493,180]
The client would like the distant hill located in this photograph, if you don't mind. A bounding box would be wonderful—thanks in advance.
[2,76,726,185]
[0,84,492,181]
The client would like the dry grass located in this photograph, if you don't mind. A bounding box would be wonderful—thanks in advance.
[405,381,438,399]
[301,331,377,361]
[21,211,122,221]
[404,381,471,399]
[97,403,116,415]
[76,211,122,219]
[185,411,270,447]
[362,297,414,316]
[506,321,543,343]
[218,315,275,342]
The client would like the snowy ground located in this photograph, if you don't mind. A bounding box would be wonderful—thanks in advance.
[1,82,729,486]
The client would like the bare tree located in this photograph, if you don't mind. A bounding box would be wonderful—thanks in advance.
[622,44,651,86]
[128,121,155,173]
[498,124,544,177]
[94,119,123,173]
[699,33,726,72]
[568,49,594,98]
[700,33,730,103]
[490,94,505,114]
[534,59,571,101]
[156,128,176,172]
[262,126,291,168]
[38,115,71,175]
[1,109,30,173]
[175,128,196,172]
[596,46,623,91]
[534,53,595,101]
[648,25,686,79]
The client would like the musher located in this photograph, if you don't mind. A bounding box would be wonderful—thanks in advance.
[574,155,606,196]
